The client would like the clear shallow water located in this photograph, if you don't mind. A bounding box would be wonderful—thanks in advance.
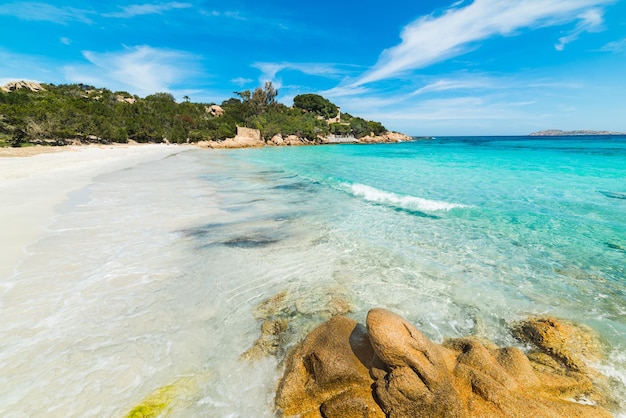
[1,136,625,416]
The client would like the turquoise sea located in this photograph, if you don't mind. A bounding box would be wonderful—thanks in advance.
[2,136,625,416]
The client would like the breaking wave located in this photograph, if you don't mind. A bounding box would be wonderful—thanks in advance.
[347,183,468,212]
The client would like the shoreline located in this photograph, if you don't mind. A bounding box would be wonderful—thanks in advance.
[0,143,196,279]
[0,131,414,156]
[0,141,195,158]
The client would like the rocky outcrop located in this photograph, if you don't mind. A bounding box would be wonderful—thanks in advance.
[269,134,285,146]
[283,135,314,146]
[259,133,315,146]
[206,105,224,117]
[275,308,613,417]
[116,95,136,104]
[204,126,265,148]
[1,80,46,92]
[200,131,412,149]
[511,316,602,373]
[358,132,413,143]
[275,315,386,417]
[205,136,264,148]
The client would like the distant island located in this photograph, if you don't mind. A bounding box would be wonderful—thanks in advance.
[0,80,410,149]
[529,129,626,136]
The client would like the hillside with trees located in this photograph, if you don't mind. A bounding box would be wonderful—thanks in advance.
[0,81,393,147]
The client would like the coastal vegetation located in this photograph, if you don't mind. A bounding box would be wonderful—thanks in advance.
[0,81,388,147]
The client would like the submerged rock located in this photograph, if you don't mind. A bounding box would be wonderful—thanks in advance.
[275,308,613,417]
[222,234,280,248]
[241,319,289,360]
[243,288,354,361]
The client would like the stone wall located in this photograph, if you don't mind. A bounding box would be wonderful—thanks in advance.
[236,126,261,141]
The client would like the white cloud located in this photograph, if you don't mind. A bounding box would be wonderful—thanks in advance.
[321,69,592,135]
[599,37,626,52]
[368,96,543,136]
[200,9,245,20]
[104,2,192,18]
[253,62,346,86]
[355,0,613,86]
[321,85,371,99]
[231,77,253,87]
[0,2,93,24]
[411,77,495,96]
[0,48,58,82]
[60,37,71,45]
[408,74,583,96]
[64,45,201,96]
[554,8,604,50]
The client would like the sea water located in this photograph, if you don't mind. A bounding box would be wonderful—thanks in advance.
[1,136,625,416]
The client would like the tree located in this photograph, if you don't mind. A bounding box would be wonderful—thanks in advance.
[293,94,338,118]
[234,90,251,102]
[0,82,388,147]
[145,92,176,102]
[239,81,280,115]
[263,81,278,105]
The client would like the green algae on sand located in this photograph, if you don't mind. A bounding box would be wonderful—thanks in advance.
[125,376,199,418]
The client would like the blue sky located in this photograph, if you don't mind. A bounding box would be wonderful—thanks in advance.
[1,0,625,135]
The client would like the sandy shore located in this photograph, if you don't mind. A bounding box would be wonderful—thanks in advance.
[0,145,69,158]
[0,144,197,279]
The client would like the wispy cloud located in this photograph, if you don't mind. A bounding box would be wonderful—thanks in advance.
[554,8,604,50]
[104,2,192,18]
[200,9,246,20]
[0,2,93,24]
[0,48,58,82]
[362,95,543,135]
[253,62,347,87]
[599,37,626,52]
[409,74,583,96]
[64,45,201,96]
[231,77,253,87]
[322,68,590,135]
[355,0,613,86]
[321,85,372,99]
[411,77,495,96]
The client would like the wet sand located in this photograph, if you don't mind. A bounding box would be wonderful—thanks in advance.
[0,144,197,279]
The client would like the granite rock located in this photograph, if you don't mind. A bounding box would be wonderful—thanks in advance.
[275,308,613,417]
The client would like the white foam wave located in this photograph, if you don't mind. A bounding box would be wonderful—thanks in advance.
[349,183,468,212]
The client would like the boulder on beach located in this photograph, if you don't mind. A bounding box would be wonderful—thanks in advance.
[275,315,385,417]
[275,308,613,417]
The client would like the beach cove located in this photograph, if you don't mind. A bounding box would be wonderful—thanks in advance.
[1,137,625,416]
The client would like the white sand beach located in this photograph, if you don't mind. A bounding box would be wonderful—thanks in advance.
[0,144,195,279]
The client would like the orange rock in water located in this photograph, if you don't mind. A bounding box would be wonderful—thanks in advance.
[275,309,613,418]
[275,315,385,417]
